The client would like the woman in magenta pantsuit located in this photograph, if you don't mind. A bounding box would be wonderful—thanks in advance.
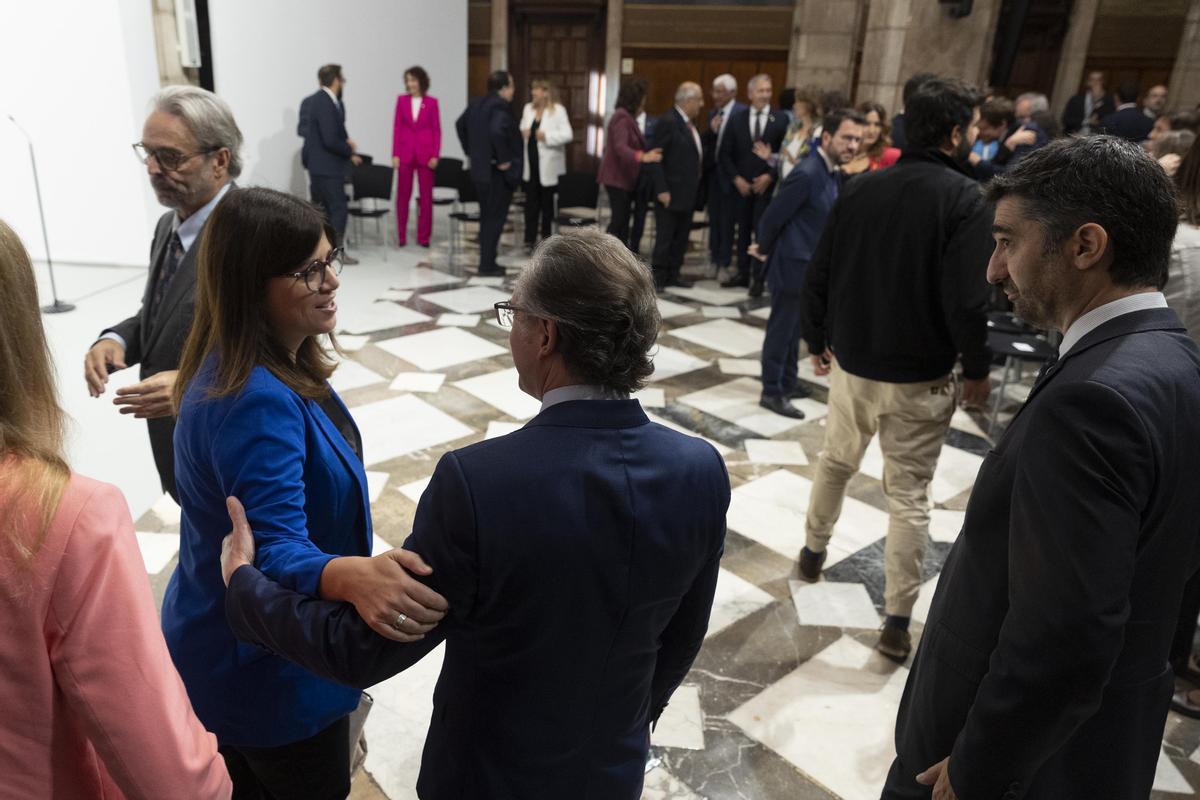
[392,65,441,247]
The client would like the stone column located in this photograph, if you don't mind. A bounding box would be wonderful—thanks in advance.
[1049,0,1100,118]
[786,0,866,96]
[491,0,508,71]
[605,0,623,113]
[857,0,912,112]
[1169,0,1200,111]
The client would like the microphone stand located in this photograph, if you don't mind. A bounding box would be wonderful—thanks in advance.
[6,114,74,313]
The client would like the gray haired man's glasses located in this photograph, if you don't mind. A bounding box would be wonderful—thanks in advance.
[132,142,218,171]
[494,301,527,329]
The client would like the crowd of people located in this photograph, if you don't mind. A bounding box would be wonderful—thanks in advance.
[4,55,1200,800]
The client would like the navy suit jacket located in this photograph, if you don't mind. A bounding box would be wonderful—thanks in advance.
[164,361,369,746]
[225,399,730,799]
[1101,106,1155,143]
[718,105,788,183]
[455,93,522,188]
[702,101,748,187]
[890,308,1200,799]
[299,90,352,177]
[756,151,839,294]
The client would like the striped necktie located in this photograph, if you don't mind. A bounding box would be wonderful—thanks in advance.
[151,231,185,324]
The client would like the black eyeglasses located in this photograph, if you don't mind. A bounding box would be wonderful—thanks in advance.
[286,247,345,292]
[493,301,525,329]
[132,142,218,171]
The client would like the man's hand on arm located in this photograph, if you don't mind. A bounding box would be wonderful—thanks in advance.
[84,339,127,397]
[112,369,178,419]
[318,549,449,643]
[221,497,256,586]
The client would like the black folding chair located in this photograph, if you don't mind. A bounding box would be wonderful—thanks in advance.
[553,172,600,231]
[986,329,1056,435]
[448,170,481,269]
[348,163,394,247]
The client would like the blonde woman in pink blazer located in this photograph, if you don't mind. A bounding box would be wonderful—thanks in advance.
[392,65,441,247]
[0,220,230,800]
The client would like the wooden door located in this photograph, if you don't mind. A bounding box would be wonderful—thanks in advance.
[511,9,605,173]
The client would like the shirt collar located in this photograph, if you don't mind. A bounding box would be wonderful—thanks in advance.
[721,99,736,116]
[322,86,340,107]
[539,384,628,413]
[1059,292,1168,357]
[675,106,692,125]
[1116,102,1137,112]
[816,145,837,174]
[174,181,232,253]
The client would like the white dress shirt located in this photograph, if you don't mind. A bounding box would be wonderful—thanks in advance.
[1058,291,1168,357]
[322,86,341,110]
[748,105,772,140]
[539,384,629,413]
[715,98,737,152]
[411,95,422,121]
[675,106,702,159]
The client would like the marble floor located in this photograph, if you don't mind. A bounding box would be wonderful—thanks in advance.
[43,207,1200,799]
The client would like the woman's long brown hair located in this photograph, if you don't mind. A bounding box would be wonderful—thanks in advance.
[174,187,340,411]
[0,220,69,563]
[1176,133,1200,225]
[857,100,892,161]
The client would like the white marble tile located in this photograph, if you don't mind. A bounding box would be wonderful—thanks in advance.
[929,509,966,544]
[649,345,710,382]
[950,407,989,440]
[707,568,774,638]
[728,636,908,800]
[641,765,703,800]
[718,358,760,376]
[910,574,941,625]
[366,471,389,504]
[745,438,809,466]
[795,356,832,388]
[135,532,180,574]
[389,372,446,394]
[150,493,181,527]
[859,437,983,504]
[667,319,764,357]
[485,420,525,439]
[1154,746,1194,794]
[352,395,473,467]
[748,306,772,320]
[338,302,432,335]
[380,289,414,302]
[494,253,531,270]
[650,684,705,751]
[657,298,695,319]
[377,328,507,371]
[726,469,887,566]
[791,580,881,629]
[421,285,512,314]
[452,368,542,420]
[362,644,446,800]
[334,334,369,352]
[678,377,822,436]
[645,413,732,456]
[387,266,464,290]
[632,387,666,409]
[664,284,748,306]
[329,359,387,393]
[701,305,742,319]
[371,534,395,557]
[467,275,506,287]
[398,476,431,504]
[436,313,480,327]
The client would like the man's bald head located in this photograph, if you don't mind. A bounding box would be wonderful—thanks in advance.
[675,82,703,120]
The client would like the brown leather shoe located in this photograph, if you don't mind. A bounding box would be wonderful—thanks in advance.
[797,546,826,582]
[876,623,913,663]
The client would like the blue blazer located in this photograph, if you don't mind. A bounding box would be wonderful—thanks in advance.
[225,399,731,799]
[164,360,369,747]
[299,90,353,178]
[757,151,840,294]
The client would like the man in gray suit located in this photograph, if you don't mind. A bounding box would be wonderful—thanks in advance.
[83,86,242,501]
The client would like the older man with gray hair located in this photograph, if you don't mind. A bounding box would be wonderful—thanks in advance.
[220,228,731,799]
[704,73,746,272]
[647,81,706,291]
[84,85,241,501]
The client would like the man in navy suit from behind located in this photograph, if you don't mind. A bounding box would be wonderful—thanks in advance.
[299,64,361,263]
[1101,81,1155,144]
[750,108,864,421]
[220,229,731,800]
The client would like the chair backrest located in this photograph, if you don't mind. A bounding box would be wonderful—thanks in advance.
[456,168,480,204]
[352,164,394,201]
[556,171,598,209]
[434,157,464,189]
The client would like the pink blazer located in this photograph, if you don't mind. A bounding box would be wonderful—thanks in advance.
[393,94,441,165]
[0,472,231,799]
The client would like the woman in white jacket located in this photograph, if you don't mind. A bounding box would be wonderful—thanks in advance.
[520,79,574,248]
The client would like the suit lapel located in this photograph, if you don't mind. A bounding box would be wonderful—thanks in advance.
[309,392,373,553]
[140,217,174,353]
[143,245,198,354]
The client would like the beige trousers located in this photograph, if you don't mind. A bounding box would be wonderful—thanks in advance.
[805,364,956,616]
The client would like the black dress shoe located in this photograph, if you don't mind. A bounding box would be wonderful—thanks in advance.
[759,394,806,419]
[797,546,827,582]
[748,278,764,298]
[477,267,506,277]
[721,275,749,289]
[666,277,693,289]
[786,385,812,400]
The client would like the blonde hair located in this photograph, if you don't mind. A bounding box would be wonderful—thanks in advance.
[0,220,69,563]
[531,78,557,110]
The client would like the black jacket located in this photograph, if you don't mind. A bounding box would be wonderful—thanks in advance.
[1061,91,1116,135]
[1101,105,1155,143]
[455,94,522,188]
[801,149,991,382]
[646,108,702,213]
[888,308,1200,800]
[298,90,352,178]
[718,105,787,183]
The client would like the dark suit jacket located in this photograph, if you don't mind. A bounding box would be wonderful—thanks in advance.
[1101,105,1155,143]
[225,399,730,800]
[102,204,217,499]
[756,152,839,294]
[298,90,352,178]
[455,94,522,189]
[702,102,748,187]
[1062,91,1116,135]
[718,105,788,184]
[891,112,907,151]
[891,307,1200,800]
[646,108,702,213]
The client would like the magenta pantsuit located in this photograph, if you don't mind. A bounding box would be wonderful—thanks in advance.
[392,94,442,245]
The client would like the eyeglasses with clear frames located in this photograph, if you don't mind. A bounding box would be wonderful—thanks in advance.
[285,247,345,293]
[494,301,524,329]
[132,142,218,171]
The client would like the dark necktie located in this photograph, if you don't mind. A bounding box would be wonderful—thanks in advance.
[753,110,763,141]
[151,232,185,324]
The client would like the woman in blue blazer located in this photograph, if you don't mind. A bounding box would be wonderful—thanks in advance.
[166,187,446,799]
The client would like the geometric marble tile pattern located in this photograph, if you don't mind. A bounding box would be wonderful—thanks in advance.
[363,644,447,800]
[436,313,480,327]
[657,297,697,319]
[858,436,984,504]
[790,580,882,629]
[744,438,810,466]
[642,765,704,800]
[650,684,706,751]
[377,327,507,371]
[451,368,542,420]
[351,394,473,467]
[707,568,775,639]
[679,377,824,437]
[701,305,742,319]
[649,345,711,382]
[389,372,447,394]
[135,531,180,574]
[337,301,433,335]
[717,357,760,376]
[668,319,768,357]
[420,285,512,314]
[329,358,387,393]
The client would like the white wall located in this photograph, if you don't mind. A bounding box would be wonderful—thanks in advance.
[208,0,468,196]
[0,0,163,267]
